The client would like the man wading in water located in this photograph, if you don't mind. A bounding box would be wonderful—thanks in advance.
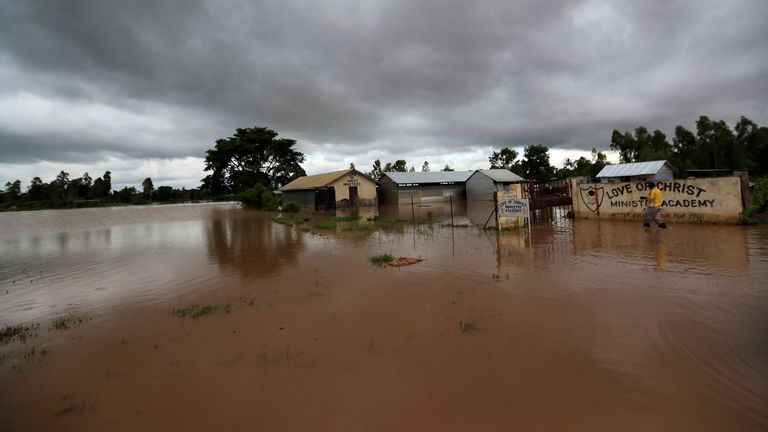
[644,181,667,229]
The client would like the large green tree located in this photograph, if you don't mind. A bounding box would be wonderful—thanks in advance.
[736,116,768,175]
[202,127,306,194]
[488,147,519,170]
[610,126,671,163]
[520,144,555,182]
[695,116,746,170]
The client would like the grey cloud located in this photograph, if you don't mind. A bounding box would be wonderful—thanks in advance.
[1,0,767,185]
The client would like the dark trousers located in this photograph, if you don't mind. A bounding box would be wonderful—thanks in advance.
[644,206,664,226]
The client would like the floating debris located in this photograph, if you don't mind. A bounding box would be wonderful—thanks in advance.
[388,257,423,267]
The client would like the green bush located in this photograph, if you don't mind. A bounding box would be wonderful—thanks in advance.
[743,177,768,223]
[282,201,301,212]
[239,184,280,210]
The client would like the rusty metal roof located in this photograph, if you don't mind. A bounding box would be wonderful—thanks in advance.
[596,160,669,178]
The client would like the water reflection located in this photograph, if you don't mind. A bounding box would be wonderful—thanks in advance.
[205,209,304,278]
[467,200,497,228]
[1,204,767,431]
[379,201,469,225]
[571,219,748,275]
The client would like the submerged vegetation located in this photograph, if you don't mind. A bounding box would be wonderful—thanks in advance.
[51,314,92,331]
[370,254,395,266]
[1,314,93,370]
[172,304,220,319]
[0,323,40,345]
[459,320,478,334]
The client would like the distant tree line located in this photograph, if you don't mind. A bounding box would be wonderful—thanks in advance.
[610,115,767,176]
[0,170,210,211]
[362,144,596,184]
[454,115,767,183]
[366,159,455,180]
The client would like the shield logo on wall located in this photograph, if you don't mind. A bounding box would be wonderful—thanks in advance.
[579,185,604,213]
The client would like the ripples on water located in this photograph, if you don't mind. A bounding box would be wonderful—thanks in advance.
[1,203,766,430]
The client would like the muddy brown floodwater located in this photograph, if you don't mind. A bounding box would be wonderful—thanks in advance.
[1,202,767,431]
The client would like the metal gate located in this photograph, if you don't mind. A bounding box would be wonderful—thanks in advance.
[523,179,572,221]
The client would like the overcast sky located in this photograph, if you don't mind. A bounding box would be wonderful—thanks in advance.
[1,0,766,189]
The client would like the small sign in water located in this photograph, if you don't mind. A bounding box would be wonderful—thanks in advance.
[497,198,529,218]
[495,191,530,230]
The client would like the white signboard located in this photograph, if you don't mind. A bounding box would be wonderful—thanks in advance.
[497,198,530,218]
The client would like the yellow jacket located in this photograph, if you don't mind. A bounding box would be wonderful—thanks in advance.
[647,187,662,207]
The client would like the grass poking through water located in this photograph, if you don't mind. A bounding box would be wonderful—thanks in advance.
[172,304,220,319]
[370,254,394,266]
[459,320,478,334]
[0,323,40,345]
[51,314,92,331]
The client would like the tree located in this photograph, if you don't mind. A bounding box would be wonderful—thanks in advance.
[383,160,408,172]
[442,165,454,171]
[4,180,21,200]
[559,148,609,178]
[202,127,306,194]
[28,177,47,201]
[671,125,697,171]
[90,171,112,199]
[50,171,70,200]
[610,128,639,163]
[520,145,555,182]
[421,161,430,172]
[75,173,92,199]
[103,171,112,195]
[369,159,383,180]
[155,186,174,202]
[489,147,519,170]
[115,187,138,204]
[695,116,744,169]
[591,148,609,177]
[735,116,768,175]
[142,177,154,198]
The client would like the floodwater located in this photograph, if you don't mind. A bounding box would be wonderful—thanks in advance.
[1,202,767,431]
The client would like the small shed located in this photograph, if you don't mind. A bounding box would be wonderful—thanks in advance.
[379,171,474,205]
[596,160,674,183]
[278,169,378,209]
[466,169,526,201]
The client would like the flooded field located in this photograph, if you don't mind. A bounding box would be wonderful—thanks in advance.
[1,202,767,431]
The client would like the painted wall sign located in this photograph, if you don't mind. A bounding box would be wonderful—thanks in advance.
[579,185,604,213]
[570,177,743,224]
[343,172,360,187]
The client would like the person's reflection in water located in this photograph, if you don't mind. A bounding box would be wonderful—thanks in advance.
[647,232,667,272]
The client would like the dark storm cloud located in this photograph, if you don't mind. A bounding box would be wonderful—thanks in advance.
[1,0,767,183]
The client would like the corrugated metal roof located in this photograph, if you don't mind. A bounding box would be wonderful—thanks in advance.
[279,169,352,191]
[474,169,526,183]
[383,171,474,184]
[596,160,669,178]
